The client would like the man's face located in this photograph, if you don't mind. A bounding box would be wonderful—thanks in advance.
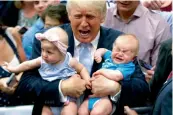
[117,1,139,12]
[68,7,104,43]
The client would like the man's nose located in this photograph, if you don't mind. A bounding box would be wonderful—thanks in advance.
[37,3,44,10]
[81,17,89,27]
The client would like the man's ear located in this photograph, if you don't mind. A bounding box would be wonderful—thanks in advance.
[68,14,72,22]
[100,16,105,23]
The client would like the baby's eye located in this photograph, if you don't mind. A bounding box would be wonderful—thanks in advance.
[47,51,52,54]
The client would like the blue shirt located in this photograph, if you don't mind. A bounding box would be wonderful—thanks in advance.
[158,11,172,33]
[102,50,135,80]
[22,18,44,60]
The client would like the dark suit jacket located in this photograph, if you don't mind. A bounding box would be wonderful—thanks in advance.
[149,39,172,101]
[12,24,149,114]
[152,78,172,115]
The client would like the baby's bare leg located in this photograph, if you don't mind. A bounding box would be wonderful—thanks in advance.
[61,101,77,115]
[78,99,90,115]
[42,106,53,115]
[90,97,112,115]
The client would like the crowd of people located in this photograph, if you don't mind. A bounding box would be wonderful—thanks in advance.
[0,0,172,115]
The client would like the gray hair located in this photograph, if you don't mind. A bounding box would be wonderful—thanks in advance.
[66,0,107,19]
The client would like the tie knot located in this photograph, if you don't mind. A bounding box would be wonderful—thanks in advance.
[80,43,92,49]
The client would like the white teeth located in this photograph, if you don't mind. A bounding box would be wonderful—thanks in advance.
[80,32,89,36]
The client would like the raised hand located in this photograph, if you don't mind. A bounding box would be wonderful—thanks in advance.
[94,54,102,63]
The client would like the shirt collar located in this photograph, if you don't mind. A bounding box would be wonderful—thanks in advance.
[74,31,100,49]
[113,3,146,18]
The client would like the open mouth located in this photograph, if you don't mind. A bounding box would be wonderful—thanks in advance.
[115,57,123,61]
[79,30,90,38]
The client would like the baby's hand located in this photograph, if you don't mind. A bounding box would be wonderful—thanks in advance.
[94,55,102,63]
[92,70,102,78]
[85,79,91,89]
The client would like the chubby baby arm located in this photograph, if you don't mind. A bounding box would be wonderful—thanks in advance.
[69,58,91,89]
[93,69,123,81]
[94,48,108,63]
[2,57,41,73]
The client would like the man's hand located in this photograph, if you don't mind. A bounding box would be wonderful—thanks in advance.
[142,0,172,10]
[143,0,163,10]
[61,74,86,98]
[0,77,15,94]
[124,106,138,115]
[145,66,155,83]
[90,75,121,97]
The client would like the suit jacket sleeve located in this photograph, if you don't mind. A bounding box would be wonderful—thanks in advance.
[149,39,172,101]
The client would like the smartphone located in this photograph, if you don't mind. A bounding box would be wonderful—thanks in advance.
[140,60,152,70]
[6,73,15,86]
[18,26,28,35]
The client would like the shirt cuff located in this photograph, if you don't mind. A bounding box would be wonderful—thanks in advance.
[59,80,67,102]
[110,90,121,103]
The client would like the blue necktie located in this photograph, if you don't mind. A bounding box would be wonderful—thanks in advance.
[79,43,92,74]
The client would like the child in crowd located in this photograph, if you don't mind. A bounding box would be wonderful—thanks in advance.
[78,34,139,115]
[41,4,69,29]
[3,27,91,115]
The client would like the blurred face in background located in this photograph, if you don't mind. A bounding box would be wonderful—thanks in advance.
[116,1,139,13]
[34,0,58,16]
[44,15,60,28]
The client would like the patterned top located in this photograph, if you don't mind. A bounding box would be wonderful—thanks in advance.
[18,10,38,28]
[102,50,135,80]
[39,52,77,82]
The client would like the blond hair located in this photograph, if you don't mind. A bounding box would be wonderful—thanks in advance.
[66,0,107,20]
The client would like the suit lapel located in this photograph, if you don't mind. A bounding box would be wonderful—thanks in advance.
[91,27,105,74]
[65,25,75,56]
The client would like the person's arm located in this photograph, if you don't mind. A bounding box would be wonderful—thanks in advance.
[149,39,172,101]
[94,48,108,63]
[4,57,41,73]
[69,58,91,89]
[142,0,172,10]
[93,69,123,81]
[7,27,27,62]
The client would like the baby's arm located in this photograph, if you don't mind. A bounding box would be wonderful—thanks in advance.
[94,48,108,63]
[3,57,41,73]
[69,58,91,89]
[93,69,123,81]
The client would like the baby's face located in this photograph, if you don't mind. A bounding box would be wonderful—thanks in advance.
[41,40,63,64]
[112,42,136,64]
